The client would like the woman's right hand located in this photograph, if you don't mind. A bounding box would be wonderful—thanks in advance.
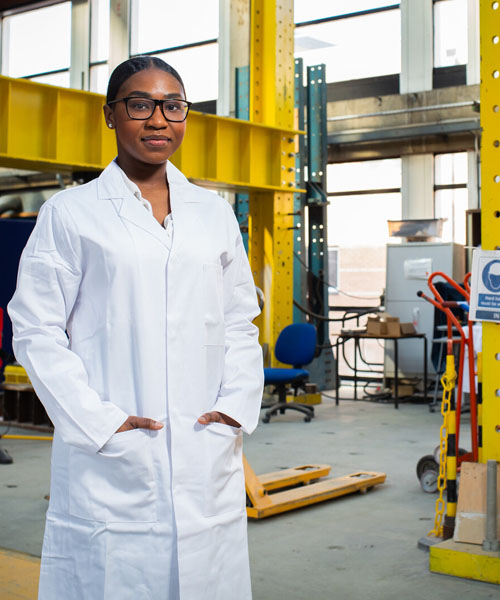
[115,416,164,433]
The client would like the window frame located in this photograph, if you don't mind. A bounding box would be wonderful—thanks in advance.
[1,0,71,83]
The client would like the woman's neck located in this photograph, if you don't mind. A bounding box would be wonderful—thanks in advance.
[116,156,168,192]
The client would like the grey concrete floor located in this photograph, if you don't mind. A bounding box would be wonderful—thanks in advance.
[1,391,499,599]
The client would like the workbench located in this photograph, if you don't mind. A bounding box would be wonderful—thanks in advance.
[334,332,428,409]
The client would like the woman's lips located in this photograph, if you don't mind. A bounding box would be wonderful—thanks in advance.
[142,137,170,146]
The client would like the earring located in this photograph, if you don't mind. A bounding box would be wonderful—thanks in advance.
[108,123,113,129]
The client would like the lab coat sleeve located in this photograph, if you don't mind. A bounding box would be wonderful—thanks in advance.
[212,202,264,434]
[8,199,128,452]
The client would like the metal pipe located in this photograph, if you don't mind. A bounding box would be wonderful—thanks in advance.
[482,460,500,552]
[327,101,479,123]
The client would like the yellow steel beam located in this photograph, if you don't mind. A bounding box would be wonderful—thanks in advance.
[0,75,303,194]
[479,0,500,464]
[248,0,296,361]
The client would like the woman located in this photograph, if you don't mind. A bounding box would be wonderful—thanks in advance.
[8,57,263,600]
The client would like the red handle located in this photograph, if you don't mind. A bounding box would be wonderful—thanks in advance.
[428,271,470,303]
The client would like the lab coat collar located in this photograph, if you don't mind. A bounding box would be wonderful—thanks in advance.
[96,158,198,249]
[97,158,194,202]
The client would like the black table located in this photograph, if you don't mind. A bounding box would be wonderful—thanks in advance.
[335,332,428,409]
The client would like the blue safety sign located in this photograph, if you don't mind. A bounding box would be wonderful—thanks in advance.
[470,250,500,322]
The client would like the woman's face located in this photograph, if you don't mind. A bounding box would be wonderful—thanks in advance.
[104,68,187,167]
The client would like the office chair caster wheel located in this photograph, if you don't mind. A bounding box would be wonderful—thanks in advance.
[262,415,270,424]
[304,416,311,422]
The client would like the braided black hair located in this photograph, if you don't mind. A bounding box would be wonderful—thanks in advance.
[106,56,186,104]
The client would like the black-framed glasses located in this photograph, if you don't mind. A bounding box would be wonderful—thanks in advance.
[108,97,192,122]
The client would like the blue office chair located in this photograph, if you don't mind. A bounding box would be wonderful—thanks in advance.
[262,323,317,423]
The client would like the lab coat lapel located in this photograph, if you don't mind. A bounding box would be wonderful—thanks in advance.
[166,160,201,258]
[97,160,171,249]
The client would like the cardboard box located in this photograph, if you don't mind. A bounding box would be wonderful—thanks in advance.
[400,322,417,336]
[366,314,400,337]
[366,314,417,337]
[390,384,414,397]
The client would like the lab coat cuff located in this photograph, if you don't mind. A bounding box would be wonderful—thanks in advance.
[212,399,257,435]
[95,407,129,451]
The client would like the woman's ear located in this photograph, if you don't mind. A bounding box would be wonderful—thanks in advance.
[103,104,114,130]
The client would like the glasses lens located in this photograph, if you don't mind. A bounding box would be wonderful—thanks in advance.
[162,100,189,122]
[126,98,155,119]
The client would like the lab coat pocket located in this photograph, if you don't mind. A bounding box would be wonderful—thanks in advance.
[203,422,245,517]
[68,429,157,523]
[203,263,225,345]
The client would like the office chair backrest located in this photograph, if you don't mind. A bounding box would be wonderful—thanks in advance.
[274,323,317,367]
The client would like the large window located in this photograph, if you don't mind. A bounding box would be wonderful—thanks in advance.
[294,7,401,83]
[130,0,218,55]
[434,0,468,67]
[434,152,468,244]
[327,158,401,376]
[327,159,402,305]
[154,44,219,103]
[129,0,219,103]
[1,2,71,86]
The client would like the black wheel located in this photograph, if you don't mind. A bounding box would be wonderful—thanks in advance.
[416,455,439,493]
[417,454,437,479]
[262,416,270,424]
[304,416,311,422]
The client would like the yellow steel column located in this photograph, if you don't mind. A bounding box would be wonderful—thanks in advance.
[429,2,500,584]
[479,0,500,463]
[248,0,296,363]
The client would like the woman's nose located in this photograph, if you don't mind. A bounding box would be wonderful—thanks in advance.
[147,105,169,127]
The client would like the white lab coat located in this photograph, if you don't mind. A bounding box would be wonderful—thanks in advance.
[8,160,264,600]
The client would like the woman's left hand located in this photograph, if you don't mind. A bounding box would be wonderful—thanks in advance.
[198,411,241,428]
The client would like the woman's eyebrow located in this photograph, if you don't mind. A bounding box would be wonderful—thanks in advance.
[127,90,185,99]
